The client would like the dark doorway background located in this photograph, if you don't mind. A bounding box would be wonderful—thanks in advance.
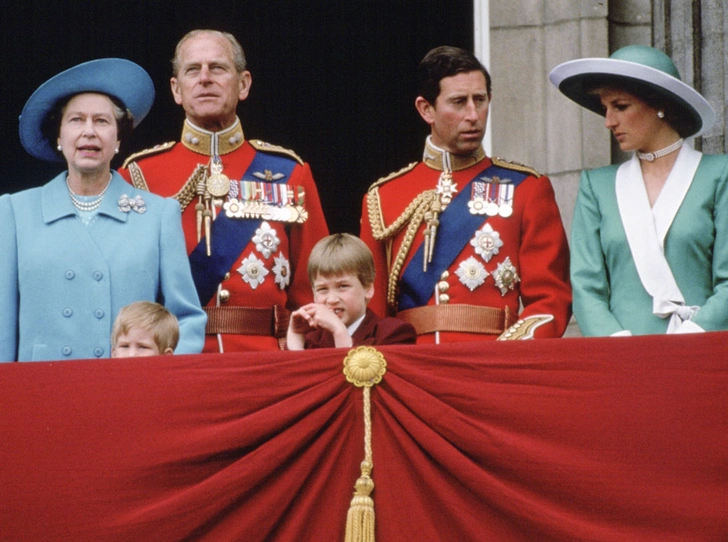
[0,1,473,234]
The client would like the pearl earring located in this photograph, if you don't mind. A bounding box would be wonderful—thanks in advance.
[657,110,665,119]
[57,144,62,151]
[115,148,119,154]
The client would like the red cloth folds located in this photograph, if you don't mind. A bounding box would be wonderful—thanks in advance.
[0,334,726,541]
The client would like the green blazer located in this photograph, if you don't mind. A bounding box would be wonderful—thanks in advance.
[571,153,728,336]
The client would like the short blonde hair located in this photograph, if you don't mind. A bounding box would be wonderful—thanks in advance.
[111,301,180,353]
[307,233,376,287]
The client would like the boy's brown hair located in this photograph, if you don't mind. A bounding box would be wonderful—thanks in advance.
[111,301,180,353]
[307,233,376,287]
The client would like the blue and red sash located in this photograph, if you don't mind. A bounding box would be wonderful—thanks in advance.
[397,163,529,311]
[189,153,296,305]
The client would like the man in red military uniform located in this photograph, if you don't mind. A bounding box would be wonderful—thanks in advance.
[360,46,571,343]
[120,29,328,352]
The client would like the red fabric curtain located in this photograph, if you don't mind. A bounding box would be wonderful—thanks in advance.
[1,333,726,541]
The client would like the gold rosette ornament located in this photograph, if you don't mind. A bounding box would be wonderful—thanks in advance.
[343,346,387,388]
[342,347,387,542]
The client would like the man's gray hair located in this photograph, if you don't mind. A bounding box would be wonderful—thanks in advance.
[172,29,247,75]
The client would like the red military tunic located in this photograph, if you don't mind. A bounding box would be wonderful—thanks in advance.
[360,138,571,343]
[119,118,329,352]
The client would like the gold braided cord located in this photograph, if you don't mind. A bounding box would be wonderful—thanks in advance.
[174,164,208,212]
[127,162,149,192]
[366,189,438,310]
[343,347,387,542]
[367,188,436,241]
[386,199,431,308]
[127,161,205,213]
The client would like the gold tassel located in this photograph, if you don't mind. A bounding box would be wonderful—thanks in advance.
[343,347,387,542]
[345,436,375,542]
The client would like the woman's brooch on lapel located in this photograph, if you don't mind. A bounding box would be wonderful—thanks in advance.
[118,194,146,214]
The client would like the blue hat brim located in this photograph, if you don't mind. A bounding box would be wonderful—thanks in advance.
[19,58,155,162]
[549,57,715,138]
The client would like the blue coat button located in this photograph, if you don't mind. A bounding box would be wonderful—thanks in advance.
[65,270,75,280]
[62,308,73,317]
[93,271,104,281]
[93,347,104,357]
[94,309,105,319]
[61,346,72,356]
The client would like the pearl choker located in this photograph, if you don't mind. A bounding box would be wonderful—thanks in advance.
[67,174,112,212]
[637,138,684,162]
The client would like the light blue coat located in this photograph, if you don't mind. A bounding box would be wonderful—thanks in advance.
[571,153,728,336]
[0,171,207,361]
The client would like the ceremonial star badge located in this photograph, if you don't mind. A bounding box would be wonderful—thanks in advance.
[455,256,488,291]
[252,221,280,259]
[238,253,269,289]
[272,252,291,290]
[492,257,520,296]
[470,224,503,262]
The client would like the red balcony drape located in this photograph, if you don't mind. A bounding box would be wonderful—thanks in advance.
[1,333,726,541]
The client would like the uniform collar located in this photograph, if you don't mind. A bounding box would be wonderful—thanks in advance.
[180,117,245,156]
[422,136,486,171]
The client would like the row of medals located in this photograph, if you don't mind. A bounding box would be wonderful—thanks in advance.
[468,180,514,218]
[206,161,307,224]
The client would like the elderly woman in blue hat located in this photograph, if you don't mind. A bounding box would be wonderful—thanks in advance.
[550,45,728,336]
[0,59,206,361]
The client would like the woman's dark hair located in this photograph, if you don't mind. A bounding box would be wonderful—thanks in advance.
[585,77,696,138]
[41,93,135,159]
[417,46,492,105]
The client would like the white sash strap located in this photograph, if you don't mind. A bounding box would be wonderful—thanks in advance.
[616,144,702,333]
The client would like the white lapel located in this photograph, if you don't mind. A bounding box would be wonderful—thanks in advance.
[615,144,702,332]
[651,143,701,243]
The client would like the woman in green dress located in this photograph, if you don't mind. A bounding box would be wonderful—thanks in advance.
[550,45,728,336]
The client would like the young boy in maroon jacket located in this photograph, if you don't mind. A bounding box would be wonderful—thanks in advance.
[287,234,416,350]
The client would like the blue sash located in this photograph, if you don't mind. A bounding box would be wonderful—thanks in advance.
[397,163,529,310]
[189,153,296,305]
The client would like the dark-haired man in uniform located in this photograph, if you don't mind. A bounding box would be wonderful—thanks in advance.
[360,46,571,343]
[120,29,328,353]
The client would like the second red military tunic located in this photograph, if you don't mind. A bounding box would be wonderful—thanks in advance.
[120,118,329,352]
[360,138,571,343]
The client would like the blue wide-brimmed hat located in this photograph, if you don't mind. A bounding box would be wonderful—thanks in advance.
[549,45,715,138]
[19,58,155,162]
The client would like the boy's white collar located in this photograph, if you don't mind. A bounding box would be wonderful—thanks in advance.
[347,312,367,336]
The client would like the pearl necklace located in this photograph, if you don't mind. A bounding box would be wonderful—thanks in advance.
[67,174,112,212]
[637,138,684,162]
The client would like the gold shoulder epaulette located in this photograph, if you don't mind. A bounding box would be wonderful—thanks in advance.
[121,141,176,169]
[368,162,418,192]
[249,139,304,165]
[492,156,541,178]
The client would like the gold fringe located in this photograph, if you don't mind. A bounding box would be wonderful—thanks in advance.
[344,414,376,542]
[343,347,387,542]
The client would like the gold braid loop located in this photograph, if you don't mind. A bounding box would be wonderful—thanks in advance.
[367,188,436,241]
[386,197,433,308]
[174,164,208,212]
[125,157,206,214]
[382,192,438,310]
[367,188,438,310]
[127,162,149,192]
